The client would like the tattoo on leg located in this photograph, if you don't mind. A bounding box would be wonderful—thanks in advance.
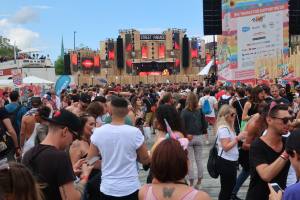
[163,187,175,198]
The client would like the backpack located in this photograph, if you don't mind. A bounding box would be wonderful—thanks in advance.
[8,105,23,136]
[207,134,224,179]
[218,96,232,110]
[202,97,212,115]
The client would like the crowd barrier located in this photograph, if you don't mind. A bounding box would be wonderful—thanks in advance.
[77,74,204,85]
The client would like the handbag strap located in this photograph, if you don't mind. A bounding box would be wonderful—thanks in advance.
[216,126,233,157]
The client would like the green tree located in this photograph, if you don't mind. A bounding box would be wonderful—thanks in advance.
[0,47,14,58]
[54,56,64,75]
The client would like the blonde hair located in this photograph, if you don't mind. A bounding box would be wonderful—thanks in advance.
[216,104,235,129]
[185,92,199,111]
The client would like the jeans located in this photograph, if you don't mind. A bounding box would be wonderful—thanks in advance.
[232,168,250,195]
[187,135,204,180]
[217,157,237,200]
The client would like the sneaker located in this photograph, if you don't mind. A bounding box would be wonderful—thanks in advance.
[205,140,210,145]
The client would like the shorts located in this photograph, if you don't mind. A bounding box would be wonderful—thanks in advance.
[205,116,216,125]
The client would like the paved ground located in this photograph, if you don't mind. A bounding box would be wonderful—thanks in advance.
[139,135,250,200]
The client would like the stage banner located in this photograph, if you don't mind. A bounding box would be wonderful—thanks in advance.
[55,75,71,96]
[218,0,289,82]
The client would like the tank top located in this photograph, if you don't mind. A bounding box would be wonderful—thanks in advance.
[248,102,259,116]
[144,185,198,200]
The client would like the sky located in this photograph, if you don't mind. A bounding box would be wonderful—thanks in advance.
[0,0,204,61]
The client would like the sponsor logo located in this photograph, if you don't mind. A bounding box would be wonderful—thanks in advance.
[242,26,250,32]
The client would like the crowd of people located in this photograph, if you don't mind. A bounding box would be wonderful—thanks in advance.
[0,81,300,200]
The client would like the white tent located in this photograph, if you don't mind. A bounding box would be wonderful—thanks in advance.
[198,60,214,76]
[23,76,54,84]
[0,79,13,87]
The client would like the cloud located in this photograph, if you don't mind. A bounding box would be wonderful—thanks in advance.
[10,6,39,24]
[0,19,9,27]
[6,28,39,50]
[0,5,50,50]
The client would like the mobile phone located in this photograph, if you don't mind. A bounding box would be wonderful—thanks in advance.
[86,156,100,166]
[270,183,283,193]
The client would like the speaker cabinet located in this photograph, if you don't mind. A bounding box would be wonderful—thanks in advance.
[64,54,71,75]
[203,0,222,35]
[117,36,124,69]
[182,35,189,68]
[289,0,300,35]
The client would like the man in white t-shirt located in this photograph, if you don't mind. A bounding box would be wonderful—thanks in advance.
[199,87,218,144]
[87,96,150,200]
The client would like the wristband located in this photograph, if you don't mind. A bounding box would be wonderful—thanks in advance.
[80,175,89,182]
[280,154,288,161]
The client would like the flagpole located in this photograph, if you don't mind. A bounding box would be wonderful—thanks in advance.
[13,41,16,64]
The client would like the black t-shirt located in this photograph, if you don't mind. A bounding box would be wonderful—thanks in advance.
[273,97,290,105]
[22,144,75,200]
[246,137,290,200]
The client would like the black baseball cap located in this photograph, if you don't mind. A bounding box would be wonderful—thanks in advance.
[45,109,81,138]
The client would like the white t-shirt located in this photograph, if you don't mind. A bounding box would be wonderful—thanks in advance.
[217,126,239,161]
[199,95,217,117]
[91,124,144,197]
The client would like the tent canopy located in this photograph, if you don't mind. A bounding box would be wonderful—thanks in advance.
[0,79,13,87]
[23,76,54,84]
[198,60,214,76]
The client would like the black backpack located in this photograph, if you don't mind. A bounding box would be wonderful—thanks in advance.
[207,135,224,179]
[218,96,232,110]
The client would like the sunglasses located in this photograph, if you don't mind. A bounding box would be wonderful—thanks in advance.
[60,126,79,139]
[272,117,293,124]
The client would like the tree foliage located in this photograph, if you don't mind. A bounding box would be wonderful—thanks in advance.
[54,56,64,75]
[0,47,14,58]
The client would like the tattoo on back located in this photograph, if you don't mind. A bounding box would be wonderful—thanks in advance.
[163,187,175,198]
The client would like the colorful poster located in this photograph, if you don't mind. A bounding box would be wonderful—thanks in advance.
[218,0,289,82]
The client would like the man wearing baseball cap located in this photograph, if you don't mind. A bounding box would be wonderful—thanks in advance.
[23,109,93,200]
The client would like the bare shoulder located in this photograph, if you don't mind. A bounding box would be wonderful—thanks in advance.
[138,184,149,199]
[195,191,212,200]
[245,101,251,108]
[70,139,81,149]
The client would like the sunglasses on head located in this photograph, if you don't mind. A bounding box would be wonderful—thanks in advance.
[272,116,293,124]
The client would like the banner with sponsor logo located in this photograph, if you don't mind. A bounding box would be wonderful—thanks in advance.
[218,0,289,82]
